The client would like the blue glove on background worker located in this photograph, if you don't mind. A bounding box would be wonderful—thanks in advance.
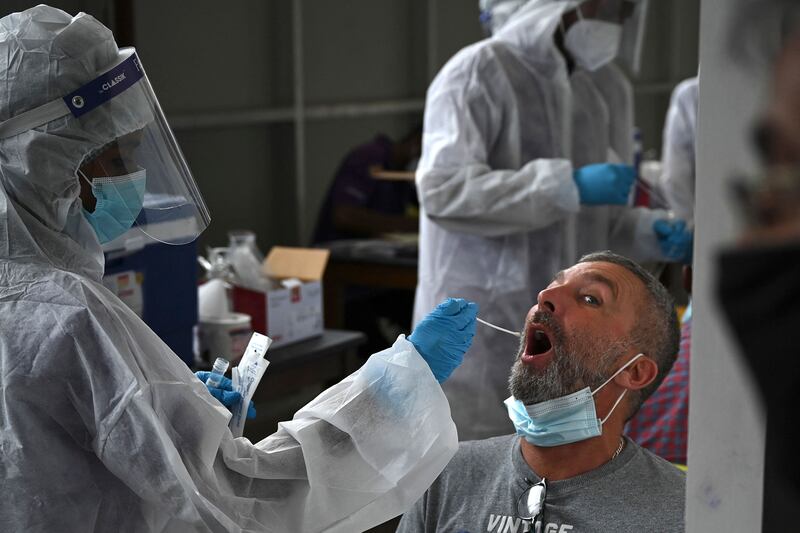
[573,163,636,205]
[653,219,693,263]
[409,298,478,383]
[195,371,258,419]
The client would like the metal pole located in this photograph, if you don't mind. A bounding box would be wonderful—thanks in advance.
[170,107,295,130]
[670,0,683,83]
[306,99,424,120]
[292,0,306,245]
[427,0,439,81]
[168,99,426,131]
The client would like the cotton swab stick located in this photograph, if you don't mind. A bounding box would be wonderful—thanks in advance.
[477,317,521,337]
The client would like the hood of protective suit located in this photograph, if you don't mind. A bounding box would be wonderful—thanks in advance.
[0,6,150,281]
[493,0,582,64]
[480,0,528,35]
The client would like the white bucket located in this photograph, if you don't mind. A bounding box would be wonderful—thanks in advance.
[198,312,252,365]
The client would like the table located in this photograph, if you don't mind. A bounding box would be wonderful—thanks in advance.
[252,329,367,400]
[242,329,366,441]
[321,240,418,329]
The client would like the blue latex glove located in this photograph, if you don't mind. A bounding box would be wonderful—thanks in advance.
[573,163,636,205]
[195,371,257,420]
[408,298,479,383]
[653,219,693,264]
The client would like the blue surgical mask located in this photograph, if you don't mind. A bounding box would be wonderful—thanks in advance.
[505,353,643,447]
[80,169,146,244]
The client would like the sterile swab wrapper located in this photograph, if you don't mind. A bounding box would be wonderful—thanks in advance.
[229,333,272,438]
[477,317,521,338]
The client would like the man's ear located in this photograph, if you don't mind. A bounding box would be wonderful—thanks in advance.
[615,354,658,391]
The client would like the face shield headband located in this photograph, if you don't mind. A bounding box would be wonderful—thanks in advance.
[591,0,637,24]
[0,48,210,247]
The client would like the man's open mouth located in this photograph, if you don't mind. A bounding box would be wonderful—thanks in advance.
[525,324,553,356]
[523,323,554,359]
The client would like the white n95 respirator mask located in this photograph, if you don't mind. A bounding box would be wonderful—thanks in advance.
[564,9,623,72]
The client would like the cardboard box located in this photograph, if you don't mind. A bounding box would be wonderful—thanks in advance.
[232,247,329,348]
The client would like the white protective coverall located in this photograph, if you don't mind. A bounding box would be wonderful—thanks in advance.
[660,77,699,224]
[0,7,457,532]
[413,0,668,440]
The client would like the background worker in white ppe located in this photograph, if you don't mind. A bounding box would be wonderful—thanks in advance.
[0,6,478,533]
[415,0,693,440]
[624,76,698,465]
[659,76,699,224]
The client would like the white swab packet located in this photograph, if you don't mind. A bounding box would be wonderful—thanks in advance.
[229,333,272,438]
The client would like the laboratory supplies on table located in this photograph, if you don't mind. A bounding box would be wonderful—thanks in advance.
[232,247,328,348]
[197,313,253,365]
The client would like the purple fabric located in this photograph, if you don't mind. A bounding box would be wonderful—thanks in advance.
[313,135,417,243]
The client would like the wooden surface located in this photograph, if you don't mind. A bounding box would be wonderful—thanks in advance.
[324,258,417,329]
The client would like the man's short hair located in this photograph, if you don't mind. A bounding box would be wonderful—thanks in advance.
[578,251,680,418]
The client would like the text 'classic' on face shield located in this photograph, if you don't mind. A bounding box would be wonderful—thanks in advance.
[0,48,210,246]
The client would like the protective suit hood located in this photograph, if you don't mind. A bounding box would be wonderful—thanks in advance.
[493,0,582,66]
[0,6,148,281]
[480,0,528,35]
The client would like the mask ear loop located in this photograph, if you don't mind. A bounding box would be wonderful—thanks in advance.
[575,3,586,23]
[77,168,92,187]
[592,352,645,424]
[560,4,586,62]
[560,4,585,36]
[600,390,628,424]
[560,1,585,37]
[592,352,644,394]
[82,156,116,181]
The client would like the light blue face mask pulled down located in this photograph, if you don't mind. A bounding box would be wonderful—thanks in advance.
[80,169,146,244]
[505,353,644,447]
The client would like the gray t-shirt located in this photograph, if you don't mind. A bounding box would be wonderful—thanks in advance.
[397,434,685,533]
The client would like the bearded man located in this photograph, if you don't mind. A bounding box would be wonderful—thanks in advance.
[397,251,685,533]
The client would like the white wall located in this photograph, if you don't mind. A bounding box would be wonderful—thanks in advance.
[687,0,768,530]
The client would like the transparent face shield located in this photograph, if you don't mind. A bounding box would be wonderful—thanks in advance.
[589,0,636,23]
[617,0,648,75]
[0,48,210,246]
[575,0,647,74]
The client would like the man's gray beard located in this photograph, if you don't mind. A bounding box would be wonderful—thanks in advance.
[508,312,629,405]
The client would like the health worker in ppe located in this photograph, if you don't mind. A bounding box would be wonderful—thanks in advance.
[659,76,699,224]
[0,6,478,533]
[416,0,692,440]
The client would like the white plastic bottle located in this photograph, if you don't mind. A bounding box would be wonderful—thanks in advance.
[227,230,266,289]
